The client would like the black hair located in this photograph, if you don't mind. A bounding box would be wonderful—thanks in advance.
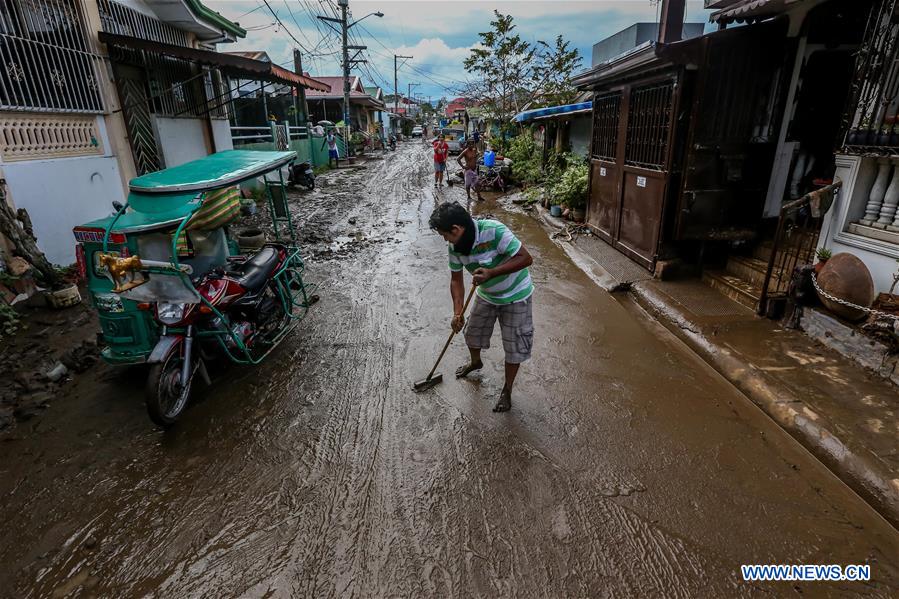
[429,201,472,233]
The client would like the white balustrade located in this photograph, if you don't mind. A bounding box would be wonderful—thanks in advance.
[875,159,899,228]
[860,157,891,225]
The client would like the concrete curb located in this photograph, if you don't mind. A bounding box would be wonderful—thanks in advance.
[534,210,899,528]
[630,281,899,528]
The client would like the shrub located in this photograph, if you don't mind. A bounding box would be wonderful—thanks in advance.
[549,159,588,209]
[506,133,542,186]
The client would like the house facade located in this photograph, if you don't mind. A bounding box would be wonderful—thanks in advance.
[816,0,899,293]
[1,1,329,266]
[0,0,245,264]
[305,75,385,132]
[575,0,870,312]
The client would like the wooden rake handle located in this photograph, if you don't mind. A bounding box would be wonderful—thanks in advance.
[426,285,477,381]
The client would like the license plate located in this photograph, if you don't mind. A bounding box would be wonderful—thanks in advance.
[95,293,124,313]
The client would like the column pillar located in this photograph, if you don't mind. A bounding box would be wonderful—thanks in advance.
[875,159,899,228]
[860,157,892,225]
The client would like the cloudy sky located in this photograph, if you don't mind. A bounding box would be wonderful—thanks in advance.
[207,1,712,102]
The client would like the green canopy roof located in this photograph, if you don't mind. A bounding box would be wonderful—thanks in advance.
[129,150,296,194]
[82,192,203,234]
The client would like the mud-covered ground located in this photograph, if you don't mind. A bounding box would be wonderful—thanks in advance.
[1,142,897,598]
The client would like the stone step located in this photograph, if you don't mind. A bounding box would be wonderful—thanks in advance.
[726,255,778,288]
[702,270,761,311]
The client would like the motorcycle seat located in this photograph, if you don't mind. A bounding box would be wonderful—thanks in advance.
[232,246,281,291]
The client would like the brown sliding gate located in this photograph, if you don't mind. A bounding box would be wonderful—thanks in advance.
[588,77,678,270]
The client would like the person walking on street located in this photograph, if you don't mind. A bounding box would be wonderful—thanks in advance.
[433,135,449,188]
[321,129,341,168]
[429,201,535,412]
[457,140,483,208]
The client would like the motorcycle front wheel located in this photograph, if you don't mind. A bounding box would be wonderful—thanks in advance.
[145,350,193,427]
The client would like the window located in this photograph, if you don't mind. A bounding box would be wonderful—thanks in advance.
[0,0,105,112]
[591,92,621,161]
[625,82,674,171]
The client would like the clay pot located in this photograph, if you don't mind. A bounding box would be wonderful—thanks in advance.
[816,253,875,322]
[814,259,828,275]
[44,283,81,309]
[572,207,586,222]
[237,228,265,250]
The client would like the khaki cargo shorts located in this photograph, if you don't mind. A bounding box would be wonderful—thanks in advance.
[463,295,534,364]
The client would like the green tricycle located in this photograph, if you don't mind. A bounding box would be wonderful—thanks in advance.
[73,150,316,426]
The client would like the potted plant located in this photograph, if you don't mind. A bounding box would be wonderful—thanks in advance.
[553,161,589,222]
[874,259,899,314]
[815,247,832,274]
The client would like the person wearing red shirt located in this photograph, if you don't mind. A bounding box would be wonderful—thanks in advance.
[433,136,449,188]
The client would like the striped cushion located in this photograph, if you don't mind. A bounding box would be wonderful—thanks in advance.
[176,186,241,255]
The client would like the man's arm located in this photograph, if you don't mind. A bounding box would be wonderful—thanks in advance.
[472,245,532,285]
[450,269,466,332]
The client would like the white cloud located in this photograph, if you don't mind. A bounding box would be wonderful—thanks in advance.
[205,1,712,99]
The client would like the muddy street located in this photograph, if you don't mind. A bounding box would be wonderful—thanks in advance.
[1,142,897,598]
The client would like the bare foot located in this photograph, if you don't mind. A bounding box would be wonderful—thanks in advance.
[493,388,511,412]
[455,359,483,378]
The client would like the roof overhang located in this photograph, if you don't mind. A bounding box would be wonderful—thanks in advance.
[573,42,662,89]
[146,0,246,41]
[513,101,593,123]
[710,0,806,24]
[306,95,385,108]
[99,32,330,91]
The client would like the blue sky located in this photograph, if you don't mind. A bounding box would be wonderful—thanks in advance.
[207,1,712,102]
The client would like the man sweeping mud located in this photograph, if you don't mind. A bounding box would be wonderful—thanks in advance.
[429,202,534,412]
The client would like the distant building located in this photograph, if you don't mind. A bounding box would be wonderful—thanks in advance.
[591,22,705,67]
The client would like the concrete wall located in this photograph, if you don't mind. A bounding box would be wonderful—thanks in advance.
[570,115,592,158]
[592,22,706,66]
[211,118,234,152]
[153,116,209,168]
[3,153,126,265]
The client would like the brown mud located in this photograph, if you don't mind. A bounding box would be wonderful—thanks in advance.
[0,142,897,598]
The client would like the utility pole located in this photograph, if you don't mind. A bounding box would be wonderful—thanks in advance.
[317,2,382,155]
[293,48,308,126]
[394,54,412,115]
[340,0,350,142]
[408,82,419,119]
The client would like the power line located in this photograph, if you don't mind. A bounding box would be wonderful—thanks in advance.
[260,0,314,54]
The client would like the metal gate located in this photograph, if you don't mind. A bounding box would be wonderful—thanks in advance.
[588,79,677,270]
[113,65,161,175]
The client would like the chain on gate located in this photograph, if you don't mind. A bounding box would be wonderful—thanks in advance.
[810,273,899,322]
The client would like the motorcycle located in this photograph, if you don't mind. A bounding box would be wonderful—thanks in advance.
[74,150,316,427]
[388,135,397,151]
[288,160,315,190]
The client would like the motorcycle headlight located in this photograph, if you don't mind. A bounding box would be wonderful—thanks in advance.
[156,302,187,325]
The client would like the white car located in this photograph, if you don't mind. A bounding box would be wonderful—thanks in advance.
[411,126,423,138]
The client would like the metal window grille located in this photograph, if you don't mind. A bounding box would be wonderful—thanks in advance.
[0,0,105,113]
[108,44,230,120]
[97,0,188,47]
[842,0,899,152]
[625,82,674,171]
[591,91,621,161]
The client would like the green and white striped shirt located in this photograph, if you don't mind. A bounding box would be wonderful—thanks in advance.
[448,219,534,305]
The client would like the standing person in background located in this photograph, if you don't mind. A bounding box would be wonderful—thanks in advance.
[457,140,483,208]
[433,134,449,188]
[321,129,341,169]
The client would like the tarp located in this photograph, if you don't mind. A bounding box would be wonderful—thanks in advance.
[512,101,593,123]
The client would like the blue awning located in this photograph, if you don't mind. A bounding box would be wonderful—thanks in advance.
[513,101,593,123]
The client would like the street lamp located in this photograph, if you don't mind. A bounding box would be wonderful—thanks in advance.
[348,11,383,29]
